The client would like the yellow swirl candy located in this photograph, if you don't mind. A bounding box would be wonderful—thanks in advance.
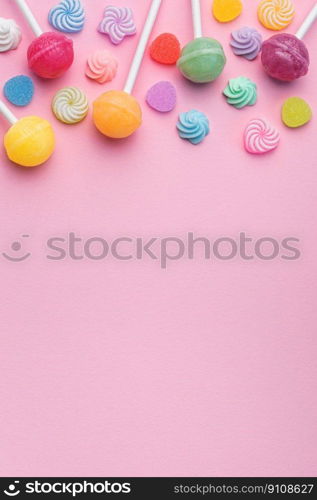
[52,87,89,124]
[258,0,295,31]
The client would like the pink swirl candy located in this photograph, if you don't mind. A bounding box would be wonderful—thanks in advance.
[98,6,136,45]
[85,50,118,83]
[244,118,280,154]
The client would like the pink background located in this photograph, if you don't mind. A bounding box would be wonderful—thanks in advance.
[0,0,316,477]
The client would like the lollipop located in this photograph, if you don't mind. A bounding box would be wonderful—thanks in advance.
[93,0,162,139]
[0,100,55,167]
[13,0,74,79]
[261,3,317,82]
[177,0,226,83]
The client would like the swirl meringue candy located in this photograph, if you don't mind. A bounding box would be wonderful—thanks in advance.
[244,118,280,154]
[230,26,262,60]
[258,0,295,31]
[177,110,210,145]
[0,18,22,52]
[85,50,118,84]
[52,87,89,124]
[223,77,257,109]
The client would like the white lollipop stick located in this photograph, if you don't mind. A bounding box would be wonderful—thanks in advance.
[13,0,43,37]
[192,0,203,39]
[123,0,162,94]
[296,2,317,40]
[0,101,18,125]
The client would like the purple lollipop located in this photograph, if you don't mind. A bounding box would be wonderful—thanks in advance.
[261,3,317,82]
[261,34,309,81]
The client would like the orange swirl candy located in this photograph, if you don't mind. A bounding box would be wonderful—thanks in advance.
[258,0,295,31]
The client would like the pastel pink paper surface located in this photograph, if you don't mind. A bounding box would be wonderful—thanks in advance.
[0,0,317,477]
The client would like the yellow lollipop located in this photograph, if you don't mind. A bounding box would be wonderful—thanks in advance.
[93,0,162,139]
[0,101,55,167]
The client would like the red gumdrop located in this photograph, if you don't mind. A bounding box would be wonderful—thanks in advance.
[150,33,181,65]
[27,32,74,79]
[261,34,309,82]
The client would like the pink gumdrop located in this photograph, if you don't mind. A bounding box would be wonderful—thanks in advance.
[261,34,309,82]
[27,32,74,79]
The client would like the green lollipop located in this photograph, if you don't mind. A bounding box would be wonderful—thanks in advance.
[177,0,226,83]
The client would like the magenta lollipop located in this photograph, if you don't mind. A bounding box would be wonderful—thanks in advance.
[261,3,317,82]
[13,0,74,79]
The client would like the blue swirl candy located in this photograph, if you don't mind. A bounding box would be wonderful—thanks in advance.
[177,110,210,145]
[48,0,85,34]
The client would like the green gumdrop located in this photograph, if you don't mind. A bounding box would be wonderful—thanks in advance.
[177,37,226,84]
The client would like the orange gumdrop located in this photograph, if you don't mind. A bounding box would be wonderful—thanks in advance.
[212,0,243,23]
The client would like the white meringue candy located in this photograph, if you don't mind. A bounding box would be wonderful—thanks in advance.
[0,18,22,52]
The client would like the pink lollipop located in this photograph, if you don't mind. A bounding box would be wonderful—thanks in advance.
[14,0,74,79]
[261,3,317,82]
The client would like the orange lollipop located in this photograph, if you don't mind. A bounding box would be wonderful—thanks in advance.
[93,0,162,139]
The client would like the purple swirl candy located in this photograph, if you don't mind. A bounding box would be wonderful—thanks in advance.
[230,26,262,61]
[98,6,136,45]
